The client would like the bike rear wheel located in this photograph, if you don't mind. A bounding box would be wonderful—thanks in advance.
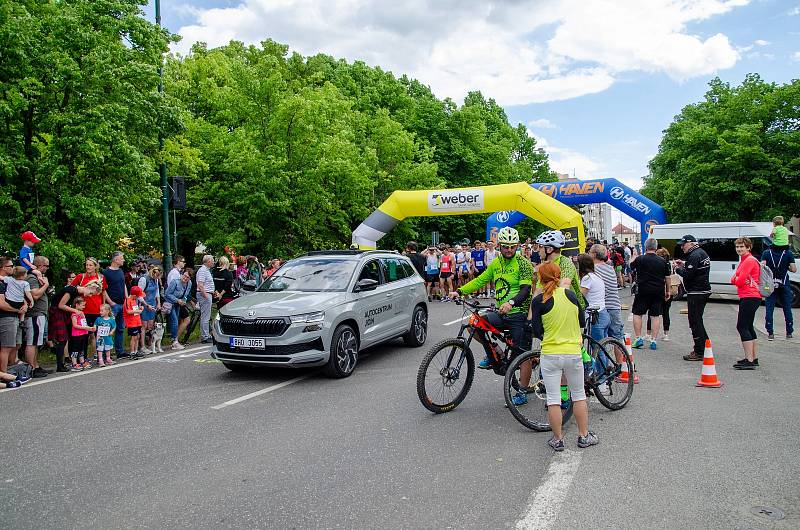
[417,338,475,413]
[504,350,573,431]
[591,337,634,410]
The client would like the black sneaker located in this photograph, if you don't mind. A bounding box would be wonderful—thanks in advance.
[116,352,130,359]
[734,359,756,370]
[56,366,71,373]
[734,358,758,367]
[767,333,774,341]
[788,333,794,339]
[31,367,49,378]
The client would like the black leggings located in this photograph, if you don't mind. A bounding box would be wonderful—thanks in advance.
[737,297,760,342]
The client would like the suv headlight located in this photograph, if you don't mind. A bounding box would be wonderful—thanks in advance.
[290,311,325,323]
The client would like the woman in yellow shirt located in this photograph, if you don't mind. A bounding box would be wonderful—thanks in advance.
[530,261,598,451]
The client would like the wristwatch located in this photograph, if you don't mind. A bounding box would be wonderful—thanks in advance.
[508,299,515,306]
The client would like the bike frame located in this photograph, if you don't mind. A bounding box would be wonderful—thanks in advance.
[446,301,511,375]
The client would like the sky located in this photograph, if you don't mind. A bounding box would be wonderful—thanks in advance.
[143,1,799,226]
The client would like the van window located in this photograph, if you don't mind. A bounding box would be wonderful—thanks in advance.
[696,238,738,262]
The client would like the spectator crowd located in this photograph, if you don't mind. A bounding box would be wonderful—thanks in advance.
[0,230,283,389]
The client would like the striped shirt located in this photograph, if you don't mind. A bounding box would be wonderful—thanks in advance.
[196,265,214,294]
[594,262,621,310]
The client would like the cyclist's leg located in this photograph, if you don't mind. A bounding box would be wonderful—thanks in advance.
[502,313,531,384]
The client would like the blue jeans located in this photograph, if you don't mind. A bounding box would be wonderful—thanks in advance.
[169,304,181,341]
[765,285,794,335]
[607,309,624,341]
[588,309,611,373]
[111,303,126,354]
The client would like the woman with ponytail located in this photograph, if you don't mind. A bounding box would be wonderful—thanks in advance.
[530,261,598,451]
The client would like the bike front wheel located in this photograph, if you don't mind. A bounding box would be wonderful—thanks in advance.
[504,350,574,431]
[416,338,475,414]
[591,337,634,410]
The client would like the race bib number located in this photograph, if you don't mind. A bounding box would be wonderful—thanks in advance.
[476,261,483,267]
[97,326,110,337]
[79,317,87,327]
[132,305,140,312]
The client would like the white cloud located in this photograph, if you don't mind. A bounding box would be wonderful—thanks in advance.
[174,0,749,105]
[531,133,602,179]
[528,118,557,129]
[754,39,769,46]
[789,6,800,15]
[792,52,800,61]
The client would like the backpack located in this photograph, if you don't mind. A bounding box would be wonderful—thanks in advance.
[752,256,774,298]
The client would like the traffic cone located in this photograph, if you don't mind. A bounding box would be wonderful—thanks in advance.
[616,333,639,384]
[696,339,722,388]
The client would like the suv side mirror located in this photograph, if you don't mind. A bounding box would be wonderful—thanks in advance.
[354,278,379,292]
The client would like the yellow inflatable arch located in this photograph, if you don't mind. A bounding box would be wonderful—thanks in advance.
[352,181,585,255]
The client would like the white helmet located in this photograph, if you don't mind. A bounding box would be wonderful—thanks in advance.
[497,226,520,245]
[535,230,566,248]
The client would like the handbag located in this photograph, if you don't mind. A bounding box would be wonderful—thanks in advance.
[160,301,172,315]
[669,273,682,297]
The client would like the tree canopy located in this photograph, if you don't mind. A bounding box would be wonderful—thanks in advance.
[1,0,553,271]
[642,74,800,222]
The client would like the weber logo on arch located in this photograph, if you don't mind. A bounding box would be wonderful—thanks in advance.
[428,189,485,212]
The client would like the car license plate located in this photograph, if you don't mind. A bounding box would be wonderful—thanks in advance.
[230,337,265,349]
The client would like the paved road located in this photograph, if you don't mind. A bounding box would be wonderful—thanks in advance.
[3,293,799,529]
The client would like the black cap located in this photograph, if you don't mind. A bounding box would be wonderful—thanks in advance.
[677,234,697,244]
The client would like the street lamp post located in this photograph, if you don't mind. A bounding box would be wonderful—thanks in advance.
[156,0,172,271]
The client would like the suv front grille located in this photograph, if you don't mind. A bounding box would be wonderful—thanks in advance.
[216,338,324,356]
[220,316,289,337]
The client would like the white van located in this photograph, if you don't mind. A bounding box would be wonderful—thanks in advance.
[650,222,799,307]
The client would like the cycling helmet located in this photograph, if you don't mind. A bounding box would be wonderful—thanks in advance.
[496,226,520,245]
[535,230,566,248]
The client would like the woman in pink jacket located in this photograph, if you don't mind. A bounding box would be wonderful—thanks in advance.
[731,237,762,370]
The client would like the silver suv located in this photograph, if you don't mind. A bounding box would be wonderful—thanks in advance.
[211,250,428,377]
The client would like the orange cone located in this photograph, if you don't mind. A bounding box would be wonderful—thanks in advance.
[696,339,723,388]
[616,333,639,384]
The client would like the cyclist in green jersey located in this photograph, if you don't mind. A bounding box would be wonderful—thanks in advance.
[450,227,534,405]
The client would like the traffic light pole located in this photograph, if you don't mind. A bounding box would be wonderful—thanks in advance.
[156,0,172,271]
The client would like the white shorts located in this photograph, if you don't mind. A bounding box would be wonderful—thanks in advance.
[24,315,47,347]
[540,354,586,405]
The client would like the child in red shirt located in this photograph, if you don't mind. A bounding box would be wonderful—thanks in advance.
[124,286,145,357]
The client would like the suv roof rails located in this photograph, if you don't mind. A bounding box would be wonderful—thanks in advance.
[301,250,398,257]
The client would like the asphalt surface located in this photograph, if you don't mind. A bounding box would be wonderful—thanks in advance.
[2,291,799,529]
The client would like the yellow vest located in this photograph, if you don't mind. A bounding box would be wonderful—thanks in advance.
[541,288,582,355]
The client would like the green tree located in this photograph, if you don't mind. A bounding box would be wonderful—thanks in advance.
[0,0,178,271]
[643,74,800,222]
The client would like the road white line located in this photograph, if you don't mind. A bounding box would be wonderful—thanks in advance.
[443,317,463,326]
[210,372,316,410]
[0,345,211,393]
[515,450,583,530]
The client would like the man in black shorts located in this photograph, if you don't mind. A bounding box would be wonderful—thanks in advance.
[630,237,670,350]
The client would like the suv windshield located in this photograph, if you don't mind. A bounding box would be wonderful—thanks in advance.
[257,258,357,292]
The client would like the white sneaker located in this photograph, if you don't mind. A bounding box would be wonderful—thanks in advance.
[140,347,151,355]
[598,383,611,396]
[171,341,184,351]
[662,334,670,341]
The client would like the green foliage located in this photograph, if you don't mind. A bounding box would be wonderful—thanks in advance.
[0,0,179,271]
[2,1,552,268]
[643,74,800,222]
[165,40,551,256]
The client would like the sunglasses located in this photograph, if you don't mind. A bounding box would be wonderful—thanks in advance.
[499,244,516,250]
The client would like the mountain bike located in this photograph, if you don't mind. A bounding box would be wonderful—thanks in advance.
[504,309,634,431]
[416,298,572,426]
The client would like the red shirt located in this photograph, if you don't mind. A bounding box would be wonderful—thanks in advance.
[123,296,143,328]
[440,254,453,273]
[71,273,107,315]
[731,253,761,299]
